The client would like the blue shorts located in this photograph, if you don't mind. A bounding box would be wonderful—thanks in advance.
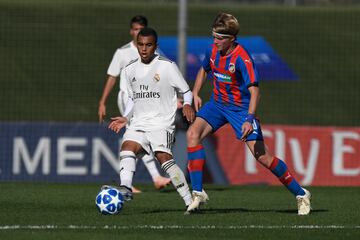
[197,101,263,141]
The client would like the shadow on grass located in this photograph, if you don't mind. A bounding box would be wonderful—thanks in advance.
[159,186,229,193]
[142,208,328,215]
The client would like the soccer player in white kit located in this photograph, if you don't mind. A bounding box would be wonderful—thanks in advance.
[108,27,196,210]
[98,15,170,193]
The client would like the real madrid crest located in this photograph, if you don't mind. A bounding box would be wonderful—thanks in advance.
[154,73,160,82]
[229,63,235,73]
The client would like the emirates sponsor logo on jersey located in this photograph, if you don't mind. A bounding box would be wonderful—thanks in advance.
[134,85,160,99]
[134,91,160,99]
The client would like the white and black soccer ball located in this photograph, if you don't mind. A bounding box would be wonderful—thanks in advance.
[95,187,124,215]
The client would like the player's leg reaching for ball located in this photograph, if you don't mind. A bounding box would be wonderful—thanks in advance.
[101,150,136,201]
[116,127,193,211]
[117,150,137,200]
[159,155,193,209]
[118,91,170,192]
[101,131,145,202]
[149,129,193,211]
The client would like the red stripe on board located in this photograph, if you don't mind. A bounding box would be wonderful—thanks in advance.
[214,124,360,186]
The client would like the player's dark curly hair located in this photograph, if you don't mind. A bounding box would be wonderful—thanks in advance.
[130,15,148,28]
[137,27,158,43]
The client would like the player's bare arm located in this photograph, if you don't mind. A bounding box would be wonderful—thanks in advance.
[182,104,195,123]
[192,68,208,112]
[98,75,117,122]
[241,86,260,141]
[181,90,195,122]
[248,86,260,115]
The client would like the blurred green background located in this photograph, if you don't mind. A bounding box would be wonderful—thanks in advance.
[0,0,359,126]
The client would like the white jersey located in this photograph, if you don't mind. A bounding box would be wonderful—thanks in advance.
[107,41,164,77]
[120,55,190,131]
[107,41,138,77]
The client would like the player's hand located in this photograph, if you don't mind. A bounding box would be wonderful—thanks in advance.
[98,103,106,123]
[108,116,128,133]
[240,122,253,141]
[182,104,195,123]
[193,95,202,112]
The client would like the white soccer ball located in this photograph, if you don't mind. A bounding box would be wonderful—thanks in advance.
[95,187,124,215]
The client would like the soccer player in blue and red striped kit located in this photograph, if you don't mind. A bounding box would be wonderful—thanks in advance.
[185,12,311,215]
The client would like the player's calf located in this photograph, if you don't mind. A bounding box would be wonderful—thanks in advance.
[161,159,193,208]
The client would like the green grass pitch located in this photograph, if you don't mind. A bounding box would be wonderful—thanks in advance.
[0,183,359,239]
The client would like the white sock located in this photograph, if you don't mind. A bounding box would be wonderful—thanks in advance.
[119,151,136,189]
[161,159,192,206]
[141,152,161,181]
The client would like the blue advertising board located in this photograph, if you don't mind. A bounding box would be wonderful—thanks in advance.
[0,122,227,184]
[158,36,298,81]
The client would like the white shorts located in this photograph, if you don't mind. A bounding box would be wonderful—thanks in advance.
[122,128,175,156]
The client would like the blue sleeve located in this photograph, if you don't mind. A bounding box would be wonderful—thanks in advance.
[236,56,259,87]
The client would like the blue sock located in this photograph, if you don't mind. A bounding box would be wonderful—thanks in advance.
[269,157,305,196]
[187,145,205,192]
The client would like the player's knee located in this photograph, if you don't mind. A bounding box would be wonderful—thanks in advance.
[155,152,173,165]
[186,127,201,144]
[256,154,273,168]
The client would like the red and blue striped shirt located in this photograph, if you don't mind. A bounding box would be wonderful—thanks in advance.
[202,42,259,111]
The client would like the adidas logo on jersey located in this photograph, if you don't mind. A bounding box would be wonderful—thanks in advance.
[132,77,137,82]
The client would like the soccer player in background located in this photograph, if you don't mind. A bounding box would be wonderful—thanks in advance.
[185,12,311,215]
[98,15,170,193]
[107,27,196,210]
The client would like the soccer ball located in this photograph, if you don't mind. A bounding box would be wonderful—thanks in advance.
[95,187,124,215]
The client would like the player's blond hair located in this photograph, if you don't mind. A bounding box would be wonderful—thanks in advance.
[212,12,240,36]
